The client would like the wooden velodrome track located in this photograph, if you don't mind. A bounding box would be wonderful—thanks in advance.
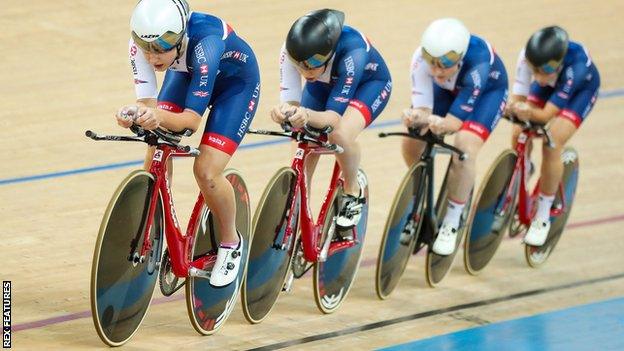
[2,0,623,349]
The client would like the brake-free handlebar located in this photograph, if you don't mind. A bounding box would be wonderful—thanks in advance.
[248,122,344,154]
[85,125,200,156]
[378,128,468,161]
[503,112,555,148]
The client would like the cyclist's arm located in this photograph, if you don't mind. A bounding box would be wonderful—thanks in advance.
[511,49,532,100]
[137,98,157,108]
[410,47,434,113]
[279,44,302,107]
[528,103,560,124]
[129,39,158,101]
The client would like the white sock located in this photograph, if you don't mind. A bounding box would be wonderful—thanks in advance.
[442,199,465,228]
[536,193,555,222]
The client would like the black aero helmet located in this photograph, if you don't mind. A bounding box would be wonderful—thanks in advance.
[525,26,569,74]
[286,9,345,69]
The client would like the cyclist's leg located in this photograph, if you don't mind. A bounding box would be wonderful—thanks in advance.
[448,88,507,204]
[195,79,260,244]
[331,79,392,195]
[526,88,597,245]
[402,85,452,167]
[541,89,598,193]
[433,87,507,255]
[195,77,259,286]
[331,79,391,229]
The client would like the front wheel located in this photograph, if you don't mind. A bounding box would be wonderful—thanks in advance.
[314,169,369,313]
[242,167,299,324]
[90,170,164,347]
[525,147,579,267]
[463,150,518,275]
[375,162,428,299]
[186,169,251,335]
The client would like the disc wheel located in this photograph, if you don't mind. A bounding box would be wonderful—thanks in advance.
[314,169,369,313]
[186,169,251,335]
[242,167,299,324]
[463,150,518,275]
[375,162,427,299]
[90,170,164,347]
[525,148,579,267]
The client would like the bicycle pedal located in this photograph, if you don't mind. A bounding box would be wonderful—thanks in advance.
[189,267,211,280]
[333,232,354,242]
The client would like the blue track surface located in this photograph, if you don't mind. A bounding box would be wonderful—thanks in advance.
[380,297,624,351]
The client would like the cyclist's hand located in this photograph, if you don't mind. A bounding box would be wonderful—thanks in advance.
[427,115,448,135]
[503,102,515,118]
[402,108,417,128]
[134,107,161,130]
[512,102,532,121]
[402,108,429,129]
[270,103,296,124]
[115,105,138,128]
[288,107,309,129]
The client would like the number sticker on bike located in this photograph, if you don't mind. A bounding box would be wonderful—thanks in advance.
[153,150,164,162]
[517,133,528,143]
[294,149,304,160]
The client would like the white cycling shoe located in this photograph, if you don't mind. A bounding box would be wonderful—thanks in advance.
[524,219,550,246]
[431,223,458,256]
[209,232,244,287]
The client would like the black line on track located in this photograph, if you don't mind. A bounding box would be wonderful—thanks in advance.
[245,272,624,350]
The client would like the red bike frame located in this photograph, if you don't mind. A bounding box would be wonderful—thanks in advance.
[279,140,358,262]
[137,144,215,278]
[501,128,567,226]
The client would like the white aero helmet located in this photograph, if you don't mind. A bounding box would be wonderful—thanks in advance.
[131,0,190,53]
[421,18,470,68]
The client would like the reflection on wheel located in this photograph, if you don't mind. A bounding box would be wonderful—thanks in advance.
[375,163,427,299]
[242,167,299,324]
[90,170,164,347]
[463,150,518,275]
[314,169,369,313]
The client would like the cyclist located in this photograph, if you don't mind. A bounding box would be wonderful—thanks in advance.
[115,0,260,286]
[271,9,392,231]
[403,18,508,255]
[508,26,599,246]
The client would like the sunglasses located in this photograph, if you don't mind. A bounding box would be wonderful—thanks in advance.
[529,59,562,74]
[290,52,333,70]
[421,48,462,69]
[132,31,182,54]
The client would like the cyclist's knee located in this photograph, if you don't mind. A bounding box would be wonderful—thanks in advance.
[453,131,484,164]
[329,126,356,146]
[193,161,225,190]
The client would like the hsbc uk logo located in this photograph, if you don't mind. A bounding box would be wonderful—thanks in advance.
[221,50,249,63]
